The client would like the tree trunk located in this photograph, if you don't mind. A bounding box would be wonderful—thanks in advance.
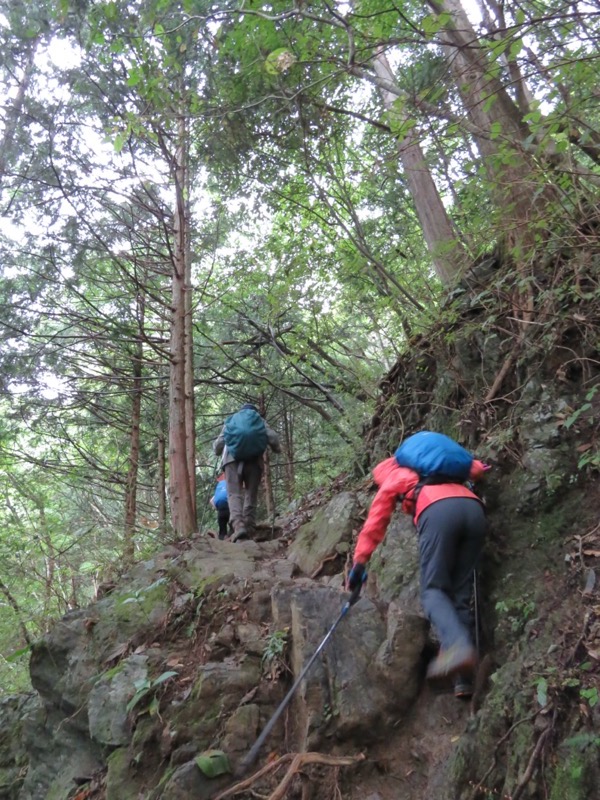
[182,117,197,522]
[373,49,467,285]
[157,377,168,535]
[168,116,196,537]
[0,577,32,646]
[426,0,547,256]
[282,398,295,501]
[123,290,145,563]
[0,37,39,185]
[259,393,275,519]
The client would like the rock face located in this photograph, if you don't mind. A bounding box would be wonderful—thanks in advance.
[288,491,358,576]
[272,586,427,750]
[0,694,34,800]
[8,533,428,800]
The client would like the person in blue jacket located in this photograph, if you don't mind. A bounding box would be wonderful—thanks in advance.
[211,474,231,540]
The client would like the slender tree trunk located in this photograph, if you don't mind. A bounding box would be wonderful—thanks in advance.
[182,118,197,522]
[259,393,275,519]
[168,117,196,537]
[123,291,145,563]
[0,37,39,185]
[373,49,467,285]
[157,378,168,535]
[282,398,295,501]
[0,577,32,646]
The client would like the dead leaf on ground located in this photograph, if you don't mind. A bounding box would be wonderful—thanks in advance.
[239,686,258,705]
[103,642,129,663]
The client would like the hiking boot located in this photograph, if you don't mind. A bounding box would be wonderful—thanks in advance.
[231,528,248,542]
[454,675,474,699]
[426,643,477,681]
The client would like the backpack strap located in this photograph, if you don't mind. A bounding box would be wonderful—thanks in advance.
[401,474,466,520]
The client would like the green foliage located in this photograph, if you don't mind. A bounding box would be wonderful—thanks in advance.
[495,598,536,634]
[579,686,599,708]
[195,750,231,778]
[126,670,178,713]
[262,628,289,666]
[563,386,600,471]
[262,628,290,680]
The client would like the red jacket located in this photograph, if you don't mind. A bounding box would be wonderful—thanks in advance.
[353,457,487,565]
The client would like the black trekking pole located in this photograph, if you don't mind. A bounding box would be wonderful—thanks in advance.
[237,583,364,777]
[473,569,480,658]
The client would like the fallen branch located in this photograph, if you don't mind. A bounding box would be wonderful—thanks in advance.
[212,752,365,800]
[484,347,519,403]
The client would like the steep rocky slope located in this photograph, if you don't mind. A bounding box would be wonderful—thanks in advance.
[1,247,599,800]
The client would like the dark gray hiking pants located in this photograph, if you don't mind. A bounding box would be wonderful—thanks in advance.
[225,459,262,534]
[417,497,487,651]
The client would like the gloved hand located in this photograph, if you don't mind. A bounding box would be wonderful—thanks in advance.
[470,460,491,480]
[347,562,367,592]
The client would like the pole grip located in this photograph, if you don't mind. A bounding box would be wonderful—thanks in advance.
[348,582,363,607]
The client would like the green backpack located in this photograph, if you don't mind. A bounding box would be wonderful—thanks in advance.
[223,408,268,461]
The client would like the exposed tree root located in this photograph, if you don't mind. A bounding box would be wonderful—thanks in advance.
[212,752,365,800]
[469,711,538,800]
[310,552,340,579]
[511,727,552,800]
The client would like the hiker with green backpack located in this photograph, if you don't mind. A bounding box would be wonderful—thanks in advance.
[213,404,281,542]
[347,431,490,698]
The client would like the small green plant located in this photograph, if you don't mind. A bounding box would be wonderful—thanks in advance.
[126,670,178,713]
[535,676,549,708]
[580,686,599,708]
[262,628,289,680]
[563,386,600,471]
[262,628,288,662]
[495,598,536,632]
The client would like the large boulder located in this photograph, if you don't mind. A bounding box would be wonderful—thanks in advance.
[369,513,421,610]
[288,492,358,576]
[272,585,427,750]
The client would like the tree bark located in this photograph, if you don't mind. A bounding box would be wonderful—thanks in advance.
[123,289,145,563]
[426,0,546,255]
[157,377,168,535]
[182,116,197,522]
[168,116,197,537]
[373,49,467,285]
[0,36,39,185]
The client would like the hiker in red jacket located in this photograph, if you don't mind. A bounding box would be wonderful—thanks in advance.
[347,453,489,697]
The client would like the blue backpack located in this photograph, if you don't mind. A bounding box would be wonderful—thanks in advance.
[213,479,229,510]
[394,431,473,482]
[223,408,268,461]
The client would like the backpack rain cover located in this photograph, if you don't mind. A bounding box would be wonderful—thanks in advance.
[394,431,473,481]
[223,408,268,461]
